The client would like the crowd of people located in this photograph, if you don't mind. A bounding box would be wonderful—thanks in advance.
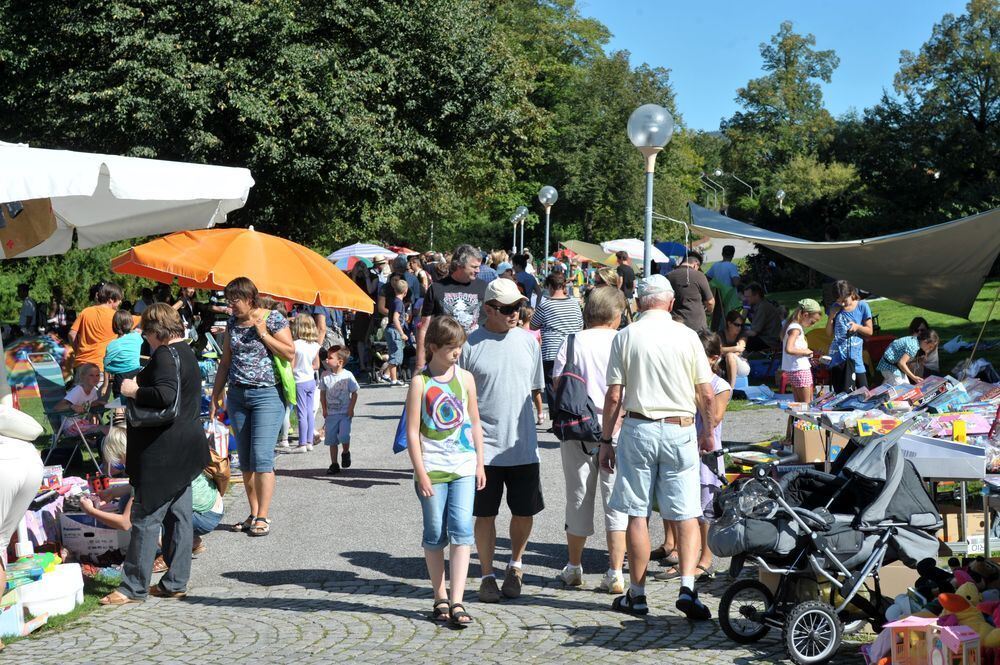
[2,240,947,628]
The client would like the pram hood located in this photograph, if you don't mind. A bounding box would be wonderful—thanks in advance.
[829,422,943,565]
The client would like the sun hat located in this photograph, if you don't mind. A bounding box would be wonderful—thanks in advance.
[637,274,674,298]
[484,277,526,305]
[372,254,387,265]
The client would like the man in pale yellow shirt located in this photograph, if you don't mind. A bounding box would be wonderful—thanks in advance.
[599,274,715,621]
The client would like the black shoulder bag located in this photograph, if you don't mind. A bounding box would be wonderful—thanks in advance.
[126,346,182,428]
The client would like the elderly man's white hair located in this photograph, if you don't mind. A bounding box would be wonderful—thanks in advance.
[638,291,673,311]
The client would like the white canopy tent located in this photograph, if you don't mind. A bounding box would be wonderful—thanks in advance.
[689,203,1000,318]
[601,238,669,264]
[0,141,255,258]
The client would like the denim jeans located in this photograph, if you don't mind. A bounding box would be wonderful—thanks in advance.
[119,485,193,599]
[192,509,224,537]
[228,384,284,472]
[417,474,475,550]
[609,418,701,521]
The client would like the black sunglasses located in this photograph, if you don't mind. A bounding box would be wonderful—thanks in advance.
[489,302,520,316]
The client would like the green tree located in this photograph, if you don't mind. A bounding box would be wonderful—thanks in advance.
[722,21,840,180]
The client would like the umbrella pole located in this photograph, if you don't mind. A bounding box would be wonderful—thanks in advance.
[967,283,999,366]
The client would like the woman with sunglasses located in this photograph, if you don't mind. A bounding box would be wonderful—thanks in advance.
[101,303,209,605]
[719,310,751,387]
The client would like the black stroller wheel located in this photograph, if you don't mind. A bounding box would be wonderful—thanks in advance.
[784,601,843,665]
[719,579,774,644]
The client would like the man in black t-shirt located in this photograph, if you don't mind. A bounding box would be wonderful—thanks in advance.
[666,251,715,333]
[415,244,486,368]
[616,251,636,299]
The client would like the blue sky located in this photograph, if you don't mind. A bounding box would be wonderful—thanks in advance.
[578,0,969,131]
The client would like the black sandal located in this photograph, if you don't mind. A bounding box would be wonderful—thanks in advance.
[231,515,255,533]
[431,599,450,623]
[612,591,649,616]
[449,602,473,628]
[248,517,271,537]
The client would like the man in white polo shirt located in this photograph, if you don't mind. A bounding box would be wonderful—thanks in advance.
[599,274,715,620]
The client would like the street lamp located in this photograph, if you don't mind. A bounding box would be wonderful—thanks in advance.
[699,172,721,208]
[514,205,528,253]
[537,186,558,274]
[776,189,786,211]
[702,171,726,209]
[509,209,522,254]
[627,103,674,275]
[714,169,755,200]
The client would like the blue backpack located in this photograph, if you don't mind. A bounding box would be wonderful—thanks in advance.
[551,334,603,444]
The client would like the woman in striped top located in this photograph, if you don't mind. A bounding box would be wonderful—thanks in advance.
[530,272,584,405]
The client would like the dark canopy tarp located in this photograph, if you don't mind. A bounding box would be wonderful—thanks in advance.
[689,203,1000,318]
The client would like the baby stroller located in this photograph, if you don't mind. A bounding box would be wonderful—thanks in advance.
[708,423,942,664]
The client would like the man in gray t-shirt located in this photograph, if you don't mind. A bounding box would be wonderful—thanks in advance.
[460,278,544,603]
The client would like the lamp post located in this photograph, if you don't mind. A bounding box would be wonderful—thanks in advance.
[776,189,786,211]
[509,210,521,254]
[702,171,726,209]
[537,186,558,274]
[627,104,674,276]
[514,205,528,253]
[714,168,755,200]
[699,173,721,208]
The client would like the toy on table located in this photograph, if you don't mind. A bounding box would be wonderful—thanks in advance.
[938,583,1000,647]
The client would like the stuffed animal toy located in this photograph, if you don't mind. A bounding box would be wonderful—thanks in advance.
[969,558,1000,591]
[916,557,956,597]
[939,582,1000,647]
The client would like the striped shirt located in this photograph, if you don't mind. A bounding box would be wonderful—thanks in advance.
[530,296,584,361]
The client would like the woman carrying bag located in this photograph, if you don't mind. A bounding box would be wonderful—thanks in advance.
[100,303,209,605]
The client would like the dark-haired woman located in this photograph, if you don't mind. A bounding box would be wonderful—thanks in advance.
[210,277,294,538]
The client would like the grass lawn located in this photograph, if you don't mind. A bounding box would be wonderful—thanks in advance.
[765,279,1000,372]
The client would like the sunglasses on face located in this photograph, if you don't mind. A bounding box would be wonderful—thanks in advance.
[489,302,520,316]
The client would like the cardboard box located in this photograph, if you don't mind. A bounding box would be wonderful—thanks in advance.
[828,433,850,463]
[59,513,130,559]
[937,505,985,542]
[760,561,919,600]
[793,427,825,464]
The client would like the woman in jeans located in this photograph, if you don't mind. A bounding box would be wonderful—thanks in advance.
[100,303,208,604]
[552,286,628,594]
[211,277,294,538]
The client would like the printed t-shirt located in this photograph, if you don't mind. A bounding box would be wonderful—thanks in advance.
[667,266,714,332]
[460,327,544,466]
[781,323,811,372]
[606,310,714,420]
[226,310,289,387]
[828,300,872,372]
[104,330,143,375]
[530,296,583,362]
[552,328,617,417]
[421,275,487,333]
[418,367,476,483]
[320,370,359,415]
[292,339,321,383]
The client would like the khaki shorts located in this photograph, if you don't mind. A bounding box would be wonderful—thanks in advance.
[560,442,628,537]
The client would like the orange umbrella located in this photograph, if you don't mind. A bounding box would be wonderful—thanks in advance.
[111,227,374,312]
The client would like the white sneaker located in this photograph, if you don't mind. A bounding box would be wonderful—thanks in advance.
[306,445,314,452]
[597,570,626,594]
[557,564,584,587]
[291,445,309,454]
[276,440,290,449]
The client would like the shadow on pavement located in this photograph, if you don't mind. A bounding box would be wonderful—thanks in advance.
[274,468,412,485]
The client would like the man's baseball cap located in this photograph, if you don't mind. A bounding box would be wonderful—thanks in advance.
[637,274,674,298]
[497,261,513,274]
[484,277,526,305]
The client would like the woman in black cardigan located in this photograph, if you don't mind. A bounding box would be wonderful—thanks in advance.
[100,303,209,605]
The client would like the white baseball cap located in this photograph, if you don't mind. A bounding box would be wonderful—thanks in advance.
[484,277,526,305]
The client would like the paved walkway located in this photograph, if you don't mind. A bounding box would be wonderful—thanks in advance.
[11,387,864,664]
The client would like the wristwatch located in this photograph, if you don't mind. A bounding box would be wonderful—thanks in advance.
[600,437,613,445]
